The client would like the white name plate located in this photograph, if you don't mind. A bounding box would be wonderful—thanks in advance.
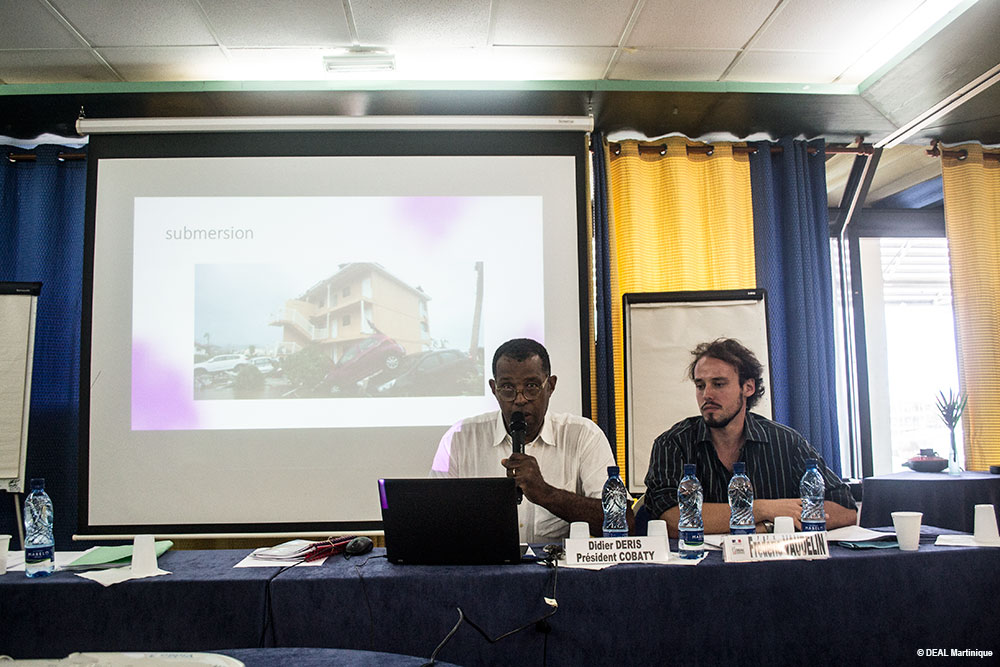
[564,536,670,566]
[723,531,829,562]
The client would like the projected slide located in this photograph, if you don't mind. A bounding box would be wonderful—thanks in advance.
[131,195,541,431]
[86,148,584,531]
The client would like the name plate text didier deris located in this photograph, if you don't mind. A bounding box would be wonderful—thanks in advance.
[564,536,670,566]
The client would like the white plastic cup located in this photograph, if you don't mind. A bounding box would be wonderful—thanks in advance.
[773,516,795,534]
[646,519,667,537]
[568,521,589,540]
[0,534,11,576]
[130,534,158,576]
[973,504,999,542]
[891,511,923,551]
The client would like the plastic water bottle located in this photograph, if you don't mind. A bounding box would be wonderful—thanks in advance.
[728,462,755,534]
[677,463,704,559]
[800,458,826,532]
[602,466,629,538]
[24,478,55,577]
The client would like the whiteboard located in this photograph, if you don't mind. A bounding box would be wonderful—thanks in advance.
[0,282,40,494]
[623,289,771,494]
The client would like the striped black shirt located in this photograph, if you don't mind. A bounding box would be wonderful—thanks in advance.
[644,412,856,518]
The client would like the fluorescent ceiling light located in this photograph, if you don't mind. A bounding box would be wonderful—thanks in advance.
[323,50,395,73]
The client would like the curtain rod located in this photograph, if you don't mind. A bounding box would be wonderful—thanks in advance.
[6,151,86,163]
[926,141,1000,162]
[602,142,873,157]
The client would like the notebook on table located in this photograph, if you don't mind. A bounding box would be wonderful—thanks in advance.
[378,477,522,565]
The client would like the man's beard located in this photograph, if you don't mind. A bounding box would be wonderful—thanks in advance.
[702,393,746,429]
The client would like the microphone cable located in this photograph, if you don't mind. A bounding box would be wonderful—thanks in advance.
[349,552,388,652]
[259,560,300,648]
[421,544,563,667]
[259,538,378,648]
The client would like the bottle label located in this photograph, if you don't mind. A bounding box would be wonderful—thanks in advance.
[25,545,54,563]
[679,529,704,546]
[730,526,755,535]
[801,521,826,532]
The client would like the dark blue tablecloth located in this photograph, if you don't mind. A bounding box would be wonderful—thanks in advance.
[0,549,272,659]
[269,540,1000,666]
[861,471,1000,532]
[3,539,998,666]
[217,647,459,666]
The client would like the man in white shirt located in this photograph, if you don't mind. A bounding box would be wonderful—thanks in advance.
[430,338,628,542]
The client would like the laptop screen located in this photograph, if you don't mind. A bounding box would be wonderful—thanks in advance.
[379,477,522,565]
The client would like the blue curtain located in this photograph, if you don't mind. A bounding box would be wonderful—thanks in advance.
[0,144,87,547]
[749,137,842,475]
[592,133,616,446]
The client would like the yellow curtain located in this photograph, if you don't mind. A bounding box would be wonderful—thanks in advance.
[605,136,756,475]
[941,143,1000,471]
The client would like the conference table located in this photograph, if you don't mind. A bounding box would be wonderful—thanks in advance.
[2,533,998,666]
[860,471,1000,532]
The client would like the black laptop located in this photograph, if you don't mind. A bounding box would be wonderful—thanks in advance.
[378,477,522,565]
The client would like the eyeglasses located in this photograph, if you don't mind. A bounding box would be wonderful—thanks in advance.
[495,378,549,402]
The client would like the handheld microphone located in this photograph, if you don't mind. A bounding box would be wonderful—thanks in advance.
[510,411,526,503]
[510,411,526,455]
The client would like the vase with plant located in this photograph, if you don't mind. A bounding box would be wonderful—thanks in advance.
[936,389,967,475]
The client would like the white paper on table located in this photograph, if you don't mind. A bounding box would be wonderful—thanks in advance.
[4,550,91,572]
[935,534,1000,548]
[77,565,172,587]
[706,526,894,545]
[826,525,895,542]
[703,534,727,550]
[233,550,328,567]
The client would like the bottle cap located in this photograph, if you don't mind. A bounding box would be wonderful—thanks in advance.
[30,478,45,490]
[683,463,697,475]
[805,458,818,468]
[607,465,620,476]
[733,462,746,474]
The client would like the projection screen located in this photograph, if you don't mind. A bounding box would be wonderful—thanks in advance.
[80,125,591,537]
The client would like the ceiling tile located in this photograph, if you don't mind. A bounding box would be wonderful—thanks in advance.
[610,49,737,81]
[627,0,777,49]
[99,46,232,82]
[352,0,491,48]
[0,1,84,49]
[378,46,614,80]
[725,50,854,84]
[751,0,922,52]
[50,0,218,47]
[0,49,117,84]
[199,0,352,48]
[225,48,334,81]
[492,0,634,46]
[487,46,615,79]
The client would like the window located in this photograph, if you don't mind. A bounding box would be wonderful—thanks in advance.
[862,238,961,473]
[832,229,961,477]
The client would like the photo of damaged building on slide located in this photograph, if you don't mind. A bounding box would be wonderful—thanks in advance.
[272,261,485,398]
[193,261,485,400]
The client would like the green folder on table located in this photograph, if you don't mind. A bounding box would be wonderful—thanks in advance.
[63,540,174,570]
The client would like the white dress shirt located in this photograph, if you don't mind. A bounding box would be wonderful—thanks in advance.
[430,410,616,542]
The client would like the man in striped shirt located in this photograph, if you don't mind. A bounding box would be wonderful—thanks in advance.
[644,338,857,536]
